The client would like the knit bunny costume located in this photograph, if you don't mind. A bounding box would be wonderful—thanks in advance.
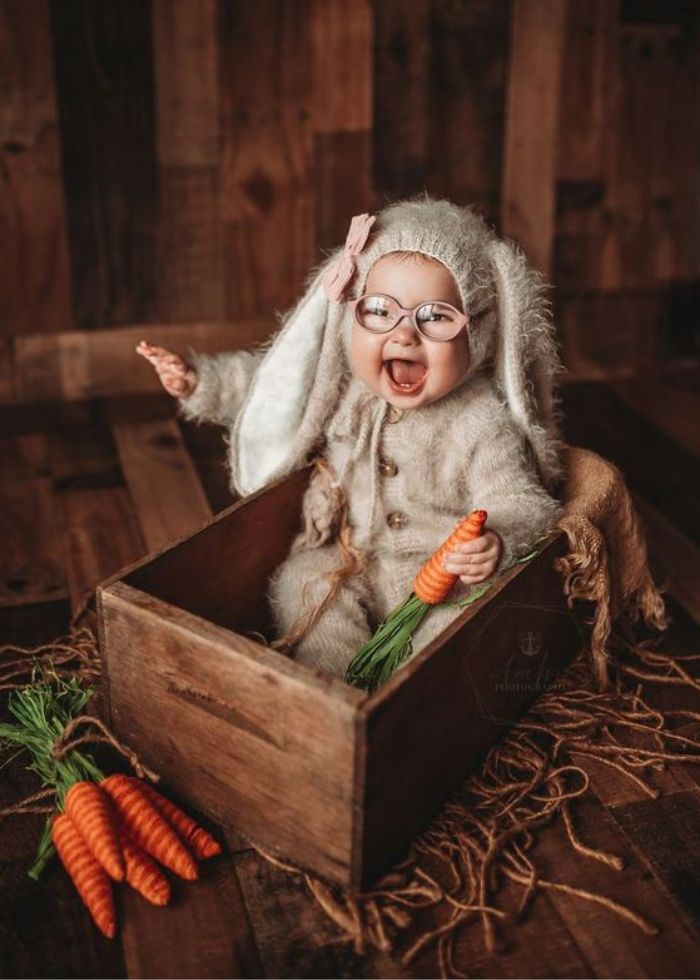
[178,195,568,679]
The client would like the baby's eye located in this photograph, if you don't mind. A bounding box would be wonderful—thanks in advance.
[418,306,444,322]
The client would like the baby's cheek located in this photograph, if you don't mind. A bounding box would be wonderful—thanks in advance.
[429,339,470,396]
[349,324,382,377]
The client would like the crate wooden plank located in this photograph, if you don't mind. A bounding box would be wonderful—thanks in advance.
[112,417,212,552]
[99,582,363,885]
[0,0,71,337]
[119,463,312,638]
[360,533,584,887]
[10,320,272,405]
[502,0,566,274]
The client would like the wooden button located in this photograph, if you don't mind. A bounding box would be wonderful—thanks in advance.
[378,456,398,477]
[386,405,404,423]
[386,511,408,529]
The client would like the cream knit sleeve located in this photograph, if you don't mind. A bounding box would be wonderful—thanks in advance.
[176,348,264,427]
[465,404,564,573]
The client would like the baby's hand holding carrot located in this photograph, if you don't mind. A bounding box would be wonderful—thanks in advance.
[442,527,502,584]
[136,340,198,399]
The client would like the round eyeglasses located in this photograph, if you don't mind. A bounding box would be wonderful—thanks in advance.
[348,293,469,342]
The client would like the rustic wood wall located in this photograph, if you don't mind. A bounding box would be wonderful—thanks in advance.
[1,0,699,404]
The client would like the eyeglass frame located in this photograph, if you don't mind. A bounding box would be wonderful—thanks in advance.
[347,292,470,343]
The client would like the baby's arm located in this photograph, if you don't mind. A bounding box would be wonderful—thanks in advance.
[446,408,563,580]
[136,340,263,427]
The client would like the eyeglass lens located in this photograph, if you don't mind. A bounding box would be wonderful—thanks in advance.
[355,294,464,341]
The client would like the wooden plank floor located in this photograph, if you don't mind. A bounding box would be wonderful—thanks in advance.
[1,367,699,979]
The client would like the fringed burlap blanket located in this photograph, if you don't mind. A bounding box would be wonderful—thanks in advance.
[2,444,697,977]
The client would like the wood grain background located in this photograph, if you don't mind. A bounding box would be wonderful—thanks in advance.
[1,0,699,402]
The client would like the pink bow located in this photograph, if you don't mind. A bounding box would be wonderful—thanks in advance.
[322,212,376,302]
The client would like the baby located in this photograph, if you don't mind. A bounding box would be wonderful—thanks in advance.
[137,196,567,680]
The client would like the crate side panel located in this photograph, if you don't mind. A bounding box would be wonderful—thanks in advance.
[361,536,585,886]
[122,465,310,636]
[101,588,357,885]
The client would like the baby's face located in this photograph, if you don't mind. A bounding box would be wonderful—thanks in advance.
[348,253,471,409]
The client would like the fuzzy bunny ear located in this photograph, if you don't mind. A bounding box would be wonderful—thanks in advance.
[229,251,349,497]
[488,239,568,494]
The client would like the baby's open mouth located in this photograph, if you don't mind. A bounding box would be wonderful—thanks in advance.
[383,359,428,393]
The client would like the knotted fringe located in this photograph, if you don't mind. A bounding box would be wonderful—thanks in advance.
[554,514,670,690]
[270,456,372,655]
[246,632,700,975]
[0,591,100,693]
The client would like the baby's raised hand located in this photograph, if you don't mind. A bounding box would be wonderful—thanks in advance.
[136,340,198,398]
[442,527,503,584]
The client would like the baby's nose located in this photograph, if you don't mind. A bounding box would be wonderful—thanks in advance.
[392,322,422,348]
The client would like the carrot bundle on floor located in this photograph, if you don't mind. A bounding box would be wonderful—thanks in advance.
[345,510,489,693]
[0,670,222,938]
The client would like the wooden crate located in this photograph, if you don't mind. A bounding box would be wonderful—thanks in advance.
[97,464,585,890]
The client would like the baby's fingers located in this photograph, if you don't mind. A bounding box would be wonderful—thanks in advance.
[442,552,491,573]
[137,341,183,367]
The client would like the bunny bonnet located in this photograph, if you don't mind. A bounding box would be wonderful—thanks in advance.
[229,194,567,499]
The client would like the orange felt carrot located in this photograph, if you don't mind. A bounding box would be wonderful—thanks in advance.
[64,780,125,882]
[132,777,221,859]
[120,830,171,906]
[345,510,489,692]
[52,812,116,939]
[100,774,198,881]
[413,509,488,603]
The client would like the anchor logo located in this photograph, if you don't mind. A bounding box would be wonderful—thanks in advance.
[519,630,542,658]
